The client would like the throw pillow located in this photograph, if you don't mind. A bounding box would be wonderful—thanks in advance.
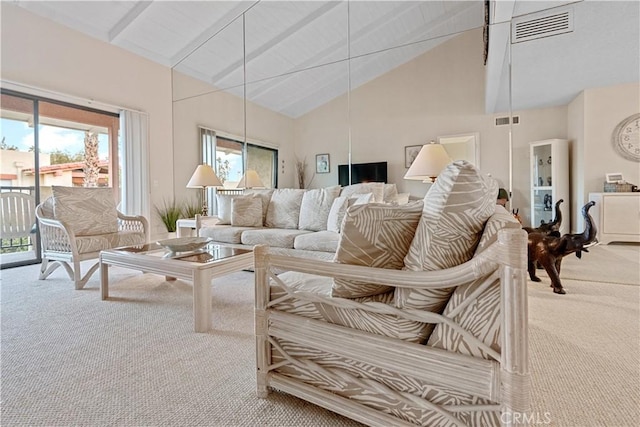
[383,183,398,203]
[326,194,374,233]
[340,182,385,203]
[352,193,374,205]
[265,189,306,229]
[395,160,498,310]
[244,189,274,224]
[216,194,241,225]
[231,196,263,227]
[326,196,350,233]
[298,186,341,232]
[332,200,424,298]
[52,186,118,236]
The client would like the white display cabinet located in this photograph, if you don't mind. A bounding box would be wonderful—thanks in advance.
[530,139,570,234]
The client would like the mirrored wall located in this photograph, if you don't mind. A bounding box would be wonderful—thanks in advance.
[172,1,519,203]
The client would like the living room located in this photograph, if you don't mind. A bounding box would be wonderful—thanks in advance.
[1,1,639,426]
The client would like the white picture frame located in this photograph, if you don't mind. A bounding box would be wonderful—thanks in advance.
[606,172,624,183]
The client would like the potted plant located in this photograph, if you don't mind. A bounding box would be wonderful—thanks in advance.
[155,199,182,236]
[182,200,202,219]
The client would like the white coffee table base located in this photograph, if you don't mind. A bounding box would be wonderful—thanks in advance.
[100,246,253,332]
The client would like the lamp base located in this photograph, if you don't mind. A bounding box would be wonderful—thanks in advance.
[200,187,209,216]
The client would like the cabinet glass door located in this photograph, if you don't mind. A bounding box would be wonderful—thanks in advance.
[531,143,555,228]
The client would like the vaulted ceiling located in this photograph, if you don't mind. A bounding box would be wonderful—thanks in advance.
[12,1,640,117]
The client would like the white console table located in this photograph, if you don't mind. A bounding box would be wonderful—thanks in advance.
[588,192,640,244]
[176,215,219,238]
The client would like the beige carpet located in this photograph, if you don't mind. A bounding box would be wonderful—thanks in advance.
[559,243,640,286]
[1,245,639,426]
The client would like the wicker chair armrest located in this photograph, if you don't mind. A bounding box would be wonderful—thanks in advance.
[35,213,78,253]
[117,211,149,241]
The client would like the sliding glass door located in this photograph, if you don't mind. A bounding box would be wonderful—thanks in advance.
[0,90,119,268]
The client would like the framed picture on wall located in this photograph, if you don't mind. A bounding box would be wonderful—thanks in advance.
[316,154,330,173]
[405,145,423,168]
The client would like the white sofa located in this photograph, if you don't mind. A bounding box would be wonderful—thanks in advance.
[253,161,530,426]
[199,182,407,261]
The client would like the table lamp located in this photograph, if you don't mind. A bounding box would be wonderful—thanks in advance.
[187,164,222,216]
[236,170,264,189]
[404,141,452,183]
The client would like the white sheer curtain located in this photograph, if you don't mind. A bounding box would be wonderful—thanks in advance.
[120,109,150,220]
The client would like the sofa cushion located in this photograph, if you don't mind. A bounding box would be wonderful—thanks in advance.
[231,196,263,227]
[396,160,498,311]
[293,230,340,253]
[76,231,146,254]
[52,186,118,236]
[265,189,306,229]
[241,228,312,248]
[244,189,274,224]
[273,272,432,343]
[340,182,385,203]
[332,201,424,298]
[199,225,254,244]
[298,186,341,231]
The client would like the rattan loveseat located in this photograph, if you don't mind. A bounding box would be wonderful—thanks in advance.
[254,161,530,426]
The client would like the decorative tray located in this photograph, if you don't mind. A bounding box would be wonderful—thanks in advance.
[157,237,213,253]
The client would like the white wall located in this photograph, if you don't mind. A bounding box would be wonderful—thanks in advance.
[1,3,173,238]
[571,82,640,231]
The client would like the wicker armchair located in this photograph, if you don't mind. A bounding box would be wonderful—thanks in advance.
[36,193,148,289]
[254,228,530,427]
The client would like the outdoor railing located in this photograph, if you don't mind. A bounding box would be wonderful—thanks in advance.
[1,186,36,254]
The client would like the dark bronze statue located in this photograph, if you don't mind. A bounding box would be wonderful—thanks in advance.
[527,201,597,294]
[524,199,563,236]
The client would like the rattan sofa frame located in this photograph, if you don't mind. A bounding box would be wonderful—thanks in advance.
[254,228,530,426]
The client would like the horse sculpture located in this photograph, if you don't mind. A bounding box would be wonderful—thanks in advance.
[527,201,597,294]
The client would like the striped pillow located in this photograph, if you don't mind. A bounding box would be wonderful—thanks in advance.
[427,205,522,358]
[332,201,424,298]
[395,161,498,311]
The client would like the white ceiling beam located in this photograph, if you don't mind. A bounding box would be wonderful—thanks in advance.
[108,1,153,42]
[210,1,342,84]
[171,1,259,68]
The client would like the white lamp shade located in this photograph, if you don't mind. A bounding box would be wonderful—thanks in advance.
[236,170,265,188]
[187,164,222,188]
[404,142,452,182]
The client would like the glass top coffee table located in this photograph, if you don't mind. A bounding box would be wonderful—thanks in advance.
[99,241,253,333]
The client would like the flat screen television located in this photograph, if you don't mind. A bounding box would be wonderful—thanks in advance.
[338,162,387,186]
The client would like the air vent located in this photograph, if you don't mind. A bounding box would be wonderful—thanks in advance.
[495,116,520,126]
[512,9,573,43]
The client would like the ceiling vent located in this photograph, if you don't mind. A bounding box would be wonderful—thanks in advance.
[495,116,519,126]
[511,9,573,43]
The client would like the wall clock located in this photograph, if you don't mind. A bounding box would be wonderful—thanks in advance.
[612,113,640,162]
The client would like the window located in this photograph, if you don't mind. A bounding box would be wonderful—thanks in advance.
[199,127,278,214]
